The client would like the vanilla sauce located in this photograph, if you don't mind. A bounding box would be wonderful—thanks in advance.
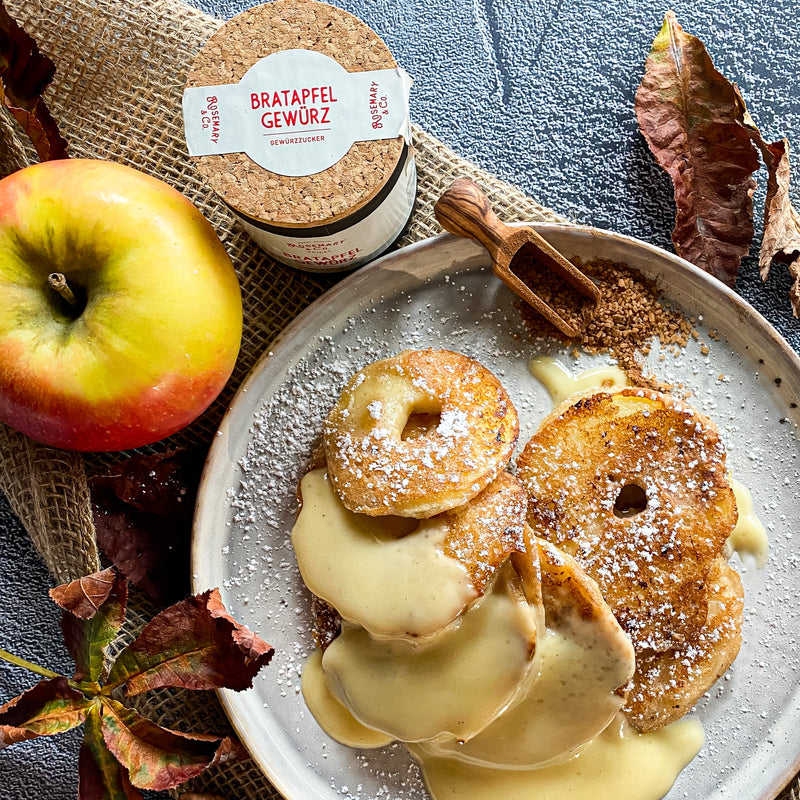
[292,468,476,639]
[728,479,769,568]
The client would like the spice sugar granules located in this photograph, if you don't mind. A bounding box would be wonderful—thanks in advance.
[512,252,695,387]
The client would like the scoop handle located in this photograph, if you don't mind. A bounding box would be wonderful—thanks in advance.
[433,178,512,263]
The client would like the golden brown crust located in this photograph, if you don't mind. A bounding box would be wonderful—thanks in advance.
[323,350,519,518]
[509,525,544,612]
[516,386,743,731]
[537,537,618,630]
[535,536,635,696]
[516,387,737,653]
[443,471,528,593]
[623,558,744,731]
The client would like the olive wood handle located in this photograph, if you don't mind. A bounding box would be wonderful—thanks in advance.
[434,178,513,262]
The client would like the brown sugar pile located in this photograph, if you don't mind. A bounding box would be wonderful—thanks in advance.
[511,250,695,387]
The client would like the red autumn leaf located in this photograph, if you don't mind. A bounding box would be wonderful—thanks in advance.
[55,568,128,683]
[90,449,203,605]
[635,11,760,286]
[106,589,273,696]
[0,677,90,746]
[91,448,202,516]
[79,705,143,800]
[1,573,271,798]
[50,567,119,620]
[98,696,241,791]
[0,0,68,161]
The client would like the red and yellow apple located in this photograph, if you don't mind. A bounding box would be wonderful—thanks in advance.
[0,158,243,451]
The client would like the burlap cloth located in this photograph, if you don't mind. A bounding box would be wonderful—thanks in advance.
[0,1,796,798]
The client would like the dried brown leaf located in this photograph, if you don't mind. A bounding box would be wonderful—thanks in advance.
[49,567,118,620]
[107,588,274,695]
[55,568,129,683]
[756,138,800,280]
[758,142,800,316]
[733,88,800,317]
[0,0,68,160]
[635,11,760,286]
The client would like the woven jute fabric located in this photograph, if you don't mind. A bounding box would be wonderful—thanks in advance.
[0,0,797,798]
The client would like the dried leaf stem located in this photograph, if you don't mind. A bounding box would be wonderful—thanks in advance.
[0,646,60,678]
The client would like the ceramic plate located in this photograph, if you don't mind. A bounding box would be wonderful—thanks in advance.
[192,224,800,800]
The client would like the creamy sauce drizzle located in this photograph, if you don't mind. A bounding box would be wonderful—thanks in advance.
[410,714,704,800]
[301,649,393,749]
[292,469,476,639]
[727,478,769,568]
[528,356,630,406]
[418,619,630,769]
[321,565,539,743]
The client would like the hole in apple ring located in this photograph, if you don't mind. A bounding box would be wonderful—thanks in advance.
[613,482,648,518]
[401,411,442,440]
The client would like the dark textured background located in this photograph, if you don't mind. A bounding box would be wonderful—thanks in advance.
[1,0,798,797]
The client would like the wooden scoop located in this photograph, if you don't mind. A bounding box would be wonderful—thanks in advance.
[434,178,599,338]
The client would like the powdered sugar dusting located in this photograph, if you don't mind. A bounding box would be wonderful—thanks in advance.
[437,408,469,439]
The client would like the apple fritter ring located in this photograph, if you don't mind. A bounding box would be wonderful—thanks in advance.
[292,468,528,640]
[516,387,738,654]
[323,349,519,518]
[623,556,743,732]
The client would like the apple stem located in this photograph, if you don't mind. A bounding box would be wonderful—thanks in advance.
[48,272,78,307]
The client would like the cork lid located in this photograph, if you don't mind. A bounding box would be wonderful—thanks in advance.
[186,0,407,228]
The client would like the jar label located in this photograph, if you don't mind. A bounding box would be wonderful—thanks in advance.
[183,49,412,177]
[234,152,417,271]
